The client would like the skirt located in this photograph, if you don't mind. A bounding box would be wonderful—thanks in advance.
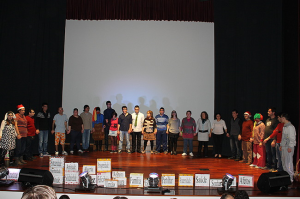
[143,132,156,140]
[92,123,104,141]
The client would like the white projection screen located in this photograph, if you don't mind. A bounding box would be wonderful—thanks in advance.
[63,20,214,121]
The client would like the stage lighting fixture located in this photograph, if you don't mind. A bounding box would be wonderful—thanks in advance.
[144,172,162,194]
[75,171,96,192]
[217,173,236,194]
[0,167,14,186]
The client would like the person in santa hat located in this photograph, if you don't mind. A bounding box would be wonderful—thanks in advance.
[14,104,28,165]
[250,113,266,169]
[238,111,254,165]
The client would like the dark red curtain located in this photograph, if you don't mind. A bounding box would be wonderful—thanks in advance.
[66,0,213,22]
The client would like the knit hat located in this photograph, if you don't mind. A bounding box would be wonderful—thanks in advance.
[244,111,251,117]
[254,113,263,120]
[17,104,25,110]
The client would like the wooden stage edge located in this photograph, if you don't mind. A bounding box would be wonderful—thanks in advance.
[1,150,300,198]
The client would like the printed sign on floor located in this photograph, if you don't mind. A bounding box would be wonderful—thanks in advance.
[112,171,126,178]
[97,158,111,172]
[97,172,111,186]
[83,165,96,175]
[195,174,210,187]
[210,179,222,187]
[130,173,143,187]
[161,174,175,187]
[178,174,194,187]
[65,171,79,184]
[238,175,254,187]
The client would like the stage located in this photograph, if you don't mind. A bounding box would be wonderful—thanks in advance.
[1,151,299,198]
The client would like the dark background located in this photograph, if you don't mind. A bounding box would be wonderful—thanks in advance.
[0,0,298,156]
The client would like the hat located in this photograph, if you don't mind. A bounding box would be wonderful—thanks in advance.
[254,113,263,120]
[17,104,25,110]
[244,111,251,117]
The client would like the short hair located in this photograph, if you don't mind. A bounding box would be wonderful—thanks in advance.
[201,111,208,119]
[122,106,127,110]
[186,110,192,114]
[27,108,35,115]
[215,112,221,119]
[268,107,276,113]
[95,107,100,111]
[59,195,70,199]
[84,105,89,110]
[42,103,48,107]
[111,111,118,118]
[220,193,234,199]
[106,101,111,105]
[234,190,249,199]
[21,185,57,199]
[134,105,139,109]
[281,113,290,121]
[232,109,238,114]
[160,107,165,111]
[73,108,78,112]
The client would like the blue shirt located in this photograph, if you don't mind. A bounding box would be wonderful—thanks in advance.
[53,114,68,133]
[92,114,104,128]
[155,114,169,131]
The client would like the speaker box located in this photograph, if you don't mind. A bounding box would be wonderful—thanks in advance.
[18,168,54,186]
[257,171,291,193]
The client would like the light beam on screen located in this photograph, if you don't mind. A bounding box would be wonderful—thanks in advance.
[63,20,214,121]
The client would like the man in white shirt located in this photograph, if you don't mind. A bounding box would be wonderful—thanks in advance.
[51,107,68,155]
[131,105,145,153]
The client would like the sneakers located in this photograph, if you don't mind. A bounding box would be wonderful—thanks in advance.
[189,152,194,157]
[164,151,168,154]
[118,150,122,153]
[78,149,83,153]
[70,151,74,155]
[44,152,50,156]
[170,151,173,155]
[174,151,177,155]
[228,156,235,159]
[127,149,131,154]
[55,151,59,155]
[255,166,263,169]
[155,151,160,154]
[39,153,44,158]
[62,151,68,155]
[182,153,187,156]
[142,150,145,154]
[249,164,256,167]
[110,151,114,153]
[151,150,154,154]
[114,150,117,153]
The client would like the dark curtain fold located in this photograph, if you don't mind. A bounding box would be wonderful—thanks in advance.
[66,0,214,22]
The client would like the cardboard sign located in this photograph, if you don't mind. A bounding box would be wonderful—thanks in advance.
[144,178,149,187]
[65,171,79,184]
[50,167,64,176]
[195,174,210,187]
[238,175,254,187]
[97,172,111,186]
[178,174,194,187]
[161,174,175,187]
[97,159,111,172]
[65,163,78,172]
[83,165,96,175]
[130,173,143,187]
[112,171,126,178]
[210,179,222,187]
[104,179,118,188]
[53,175,64,184]
[1,168,20,181]
[49,156,65,168]
[90,175,97,184]
[114,177,127,186]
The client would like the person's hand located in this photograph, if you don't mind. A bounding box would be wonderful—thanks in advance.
[249,138,254,142]
[271,140,276,147]
[166,131,169,134]
[103,125,106,128]
[92,128,95,133]
[36,129,40,134]
[226,133,230,138]
[193,133,197,136]
[81,129,84,133]
[279,146,282,151]
[259,142,262,147]
[117,131,120,135]
[209,133,212,138]
[17,134,22,139]
[0,136,2,141]
[154,131,157,135]
[51,130,55,134]
[101,128,104,132]
[238,134,241,141]
[128,129,132,134]
[263,139,268,144]
[288,148,292,153]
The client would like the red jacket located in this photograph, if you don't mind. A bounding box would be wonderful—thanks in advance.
[26,116,36,137]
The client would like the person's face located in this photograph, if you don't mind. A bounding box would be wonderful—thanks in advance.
[96,110,100,114]
[19,108,25,115]
[186,112,191,118]
[147,112,151,118]
[7,113,13,120]
[160,109,164,115]
[135,107,139,114]
[267,109,274,117]
[122,107,127,114]
[216,114,221,120]
[232,111,238,118]
[112,115,116,119]
[255,118,260,122]
[107,103,111,108]
[85,107,90,112]
[281,117,286,123]
[244,114,249,120]
[29,110,35,117]
[172,112,176,117]
[42,105,48,112]
[73,110,78,116]
[201,112,206,119]
[58,107,63,114]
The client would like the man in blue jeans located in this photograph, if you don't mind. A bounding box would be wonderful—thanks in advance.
[155,107,169,154]
[118,106,132,153]
[36,103,51,157]
[80,105,93,152]
[227,109,242,161]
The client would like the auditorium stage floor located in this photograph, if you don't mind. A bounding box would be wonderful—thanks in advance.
[2,151,300,197]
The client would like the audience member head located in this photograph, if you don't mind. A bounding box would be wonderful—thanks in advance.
[220,193,234,199]
[59,195,70,199]
[201,111,208,120]
[171,110,177,119]
[234,190,249,199]
[21,185,57,199]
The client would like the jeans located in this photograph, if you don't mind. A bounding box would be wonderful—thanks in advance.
[230,135,242,158]
[70,130,81,151]
[38,130,48,154]
[275,143,283,171]
[15,137,27,157]
[183,139,193,153]
[82,129,91,150]
[156,130,167,152]
[265,139,277,169]
[119,131,130,150]
[25,136,35,158]
[131,131,141,152]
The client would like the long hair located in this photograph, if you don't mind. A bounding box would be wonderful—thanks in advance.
[171,110,177,119]
[201,111,208,120]
[5,111,15,126]
[108,111,118,127]
[147,110,154,120]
